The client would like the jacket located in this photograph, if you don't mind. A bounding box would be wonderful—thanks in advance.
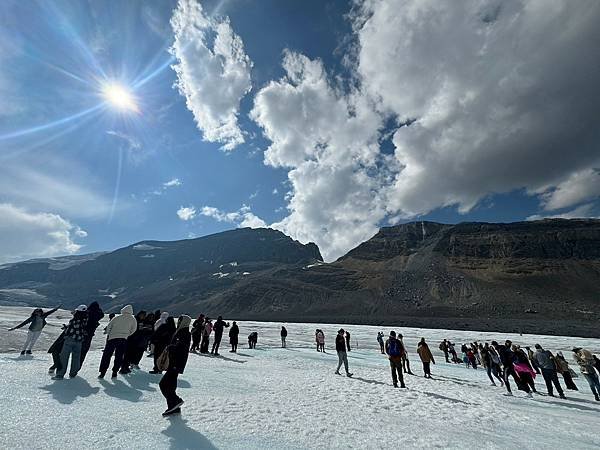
[105,305,138,340]
[574,349,596,374]
[64,311,88,342]
[85,302,104,337]
[417,343,435,363]
[281,327,288,338]
[13,306,60,332]
[213,318,229,336]
[168,329,191,374]
[151,321,176,354]
[533,349,556,370]
[554,355,570,373]
[335,334,347,352]
[229,324,239,342]
[316,331,325,344]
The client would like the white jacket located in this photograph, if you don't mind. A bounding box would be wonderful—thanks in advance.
[105,305,138,340]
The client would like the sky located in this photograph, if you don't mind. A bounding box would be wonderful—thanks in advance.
[0,0,599,264]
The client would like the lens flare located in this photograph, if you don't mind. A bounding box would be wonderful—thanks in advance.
[102,83,139,112]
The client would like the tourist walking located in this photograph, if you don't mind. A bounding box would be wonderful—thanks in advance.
[98,305,137,379]
[533,344,565,398]
[160,315,192,417]
[150,316,176,374]
[52,305,88,380]
[385,331,406,388]
[555,351,578,390]
[377,332,385,354]
[573,347,600,401]
[335,329,353,377]
[248,331,258,349]
[417,338,435,378]
[9,305,61,355]
[190,314,204,352]
[439,340,450,363]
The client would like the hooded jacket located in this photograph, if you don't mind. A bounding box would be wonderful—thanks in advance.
[155,311,169,329]
[105,305,138,340]
[168,315,191,374]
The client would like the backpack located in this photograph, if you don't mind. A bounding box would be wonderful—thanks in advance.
[388,338,403,357]
[156,347,170,371]
[439,342,445,351]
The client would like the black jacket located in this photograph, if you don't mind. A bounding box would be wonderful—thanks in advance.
[336,334,347,352]
[85,303,104,336]
[152,322,176,352]
[168,329,191,374]
[281,327,288,337]
[213,319,229,336]
[229,324,239,338]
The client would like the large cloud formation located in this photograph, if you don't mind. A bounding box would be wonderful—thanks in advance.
[170,0,252,150]
[250,0,600,260]
[0,203,85,264]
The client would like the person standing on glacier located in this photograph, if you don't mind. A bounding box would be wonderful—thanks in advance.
[385,331,406,388]
[98,305,137,379]
[52,305,88,380]
[573,347,600,401]
[335,329,353,377]
[417,337,435,378]
[160,315,191,417]
[9,305,61,355]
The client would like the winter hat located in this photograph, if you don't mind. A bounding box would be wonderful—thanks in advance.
[75,304,87,312]
[534,344,542,349]
[338,328,345,333]
[389,331,396,337]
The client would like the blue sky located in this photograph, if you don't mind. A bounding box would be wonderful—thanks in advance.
[1,0,599,263]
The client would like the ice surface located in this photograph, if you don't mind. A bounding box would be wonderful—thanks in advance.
[1,306,599,449]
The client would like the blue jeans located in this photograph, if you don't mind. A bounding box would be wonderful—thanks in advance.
[57,337,82,377]
[583,372,600,396]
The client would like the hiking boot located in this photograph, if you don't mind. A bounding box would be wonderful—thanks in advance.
[559,394,566,399]
[595,394,599,401]
[48,367,55,374]
[162,407,181,417]
[119,368,131,375]
[69,373,77,379]
[111,371,118,379]
[98,372,105,379]
[20,351,26,356]
[25,350,32,355]
[52,375,64,380]
[548,393,555,397]
[400,384,406,388]
[393,383,398,388]
[346,372,353,378]
[334,371,341,375]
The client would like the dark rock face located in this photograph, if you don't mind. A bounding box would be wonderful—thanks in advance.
[1,220,599,337]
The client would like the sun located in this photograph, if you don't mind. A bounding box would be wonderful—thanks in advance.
[102,83,139,112]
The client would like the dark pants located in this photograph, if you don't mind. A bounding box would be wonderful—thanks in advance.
[230,338,238,352]
[50,351,62,372]
[583,372,600,397]
[390,358,405,387]
[503,366,519,393]
[422,361,431,377]
[200,335,210,353]
[190,334,200,352]
[80,333,94,366]
[541,368,564,396]
[159,368,182,409]
[561,371,578,390]
[336,351,349,373]
[212,333,223,354]
[378,341,384,354]
[443,351,449,363]
[57,337,82,377]
[99,338,127,375]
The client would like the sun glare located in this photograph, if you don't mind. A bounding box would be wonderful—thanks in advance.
[102,83,139,112]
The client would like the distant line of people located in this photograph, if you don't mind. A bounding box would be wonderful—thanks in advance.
[8,305,600,419]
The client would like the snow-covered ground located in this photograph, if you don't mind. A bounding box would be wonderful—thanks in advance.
[1,306,599,449]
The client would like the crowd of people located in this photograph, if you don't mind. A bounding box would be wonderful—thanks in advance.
[8,304,600,418]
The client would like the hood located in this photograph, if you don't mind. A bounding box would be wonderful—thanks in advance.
[177,314,192,330]
[121,305,134,315]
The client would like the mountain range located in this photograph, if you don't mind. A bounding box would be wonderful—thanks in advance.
[1,219,599,337]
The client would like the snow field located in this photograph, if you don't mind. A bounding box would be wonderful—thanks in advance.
[1,307,600,449]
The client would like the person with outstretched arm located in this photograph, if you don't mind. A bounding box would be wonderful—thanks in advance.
[9,305,61,355]
[385,331,406,388]
[335,329,353,377]
[211,316,230,356]
[160,315,192,417]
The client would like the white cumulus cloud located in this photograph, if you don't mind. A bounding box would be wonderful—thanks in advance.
[170,0,253,150]
[200,205,267,229]
[248,0,600,260]
[177,206,197,221]
[0,203,86,264]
